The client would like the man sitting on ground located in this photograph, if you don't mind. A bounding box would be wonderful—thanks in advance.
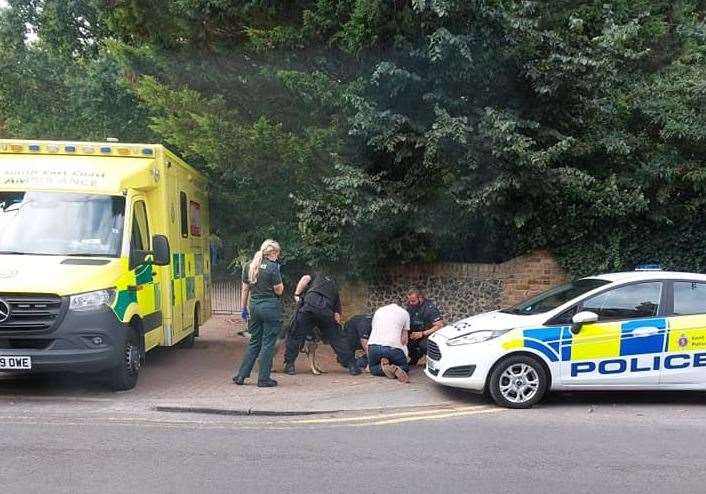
[406,288,444,366]
[367,304,410,383]
[343,314,372,370]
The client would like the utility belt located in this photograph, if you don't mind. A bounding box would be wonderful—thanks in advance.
[302,291,335,312]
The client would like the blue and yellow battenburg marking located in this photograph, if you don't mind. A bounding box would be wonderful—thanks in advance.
[502,316,706,364]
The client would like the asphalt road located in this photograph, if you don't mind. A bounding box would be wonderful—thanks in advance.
[2,390,706,494]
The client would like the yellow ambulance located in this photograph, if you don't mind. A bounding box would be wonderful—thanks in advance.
[0,139,212,390]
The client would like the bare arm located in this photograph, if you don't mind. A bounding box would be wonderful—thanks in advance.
[273,283,284,296]
[401,330,409,347]
[240,282,250,308]
[424,319,445,337]
[293,275,312,301]
[361,338,368,353]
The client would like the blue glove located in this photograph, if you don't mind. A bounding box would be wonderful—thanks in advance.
[240,307,249,321]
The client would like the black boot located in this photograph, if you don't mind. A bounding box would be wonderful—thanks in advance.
[232,375,245,385]
[257,378,278,388]
[284,362,296,375]
[348,363,361,376]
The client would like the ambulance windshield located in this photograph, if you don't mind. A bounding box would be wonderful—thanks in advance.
[501,278,610,315]
[0,191,125,257]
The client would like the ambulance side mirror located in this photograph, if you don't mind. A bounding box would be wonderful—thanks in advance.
[152,235,171,266]
[571,311,598,334]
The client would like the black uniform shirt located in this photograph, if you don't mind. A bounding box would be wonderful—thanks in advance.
[306,272,342,313]
[406,299,442,332]
[344,314,373,340]
[242,259,282,301]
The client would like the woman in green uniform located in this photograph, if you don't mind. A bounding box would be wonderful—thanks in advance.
[233,239,284,387]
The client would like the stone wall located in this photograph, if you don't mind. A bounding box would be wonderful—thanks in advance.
[340,250,567,323]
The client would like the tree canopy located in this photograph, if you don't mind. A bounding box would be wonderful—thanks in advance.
[1,0,705,277]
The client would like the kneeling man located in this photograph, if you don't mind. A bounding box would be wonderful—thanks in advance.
[367,304,410,383]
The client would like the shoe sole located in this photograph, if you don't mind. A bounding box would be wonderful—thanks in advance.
[394,367,409,383]
[382,364,398,379]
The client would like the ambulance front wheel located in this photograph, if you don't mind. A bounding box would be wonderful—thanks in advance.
[106,328,140,391]
[488,354,548,409]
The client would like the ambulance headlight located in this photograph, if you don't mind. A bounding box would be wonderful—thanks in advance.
[69,289,117,312]
[447,330,508,346]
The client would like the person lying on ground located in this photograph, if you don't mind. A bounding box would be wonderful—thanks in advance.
[367,304,410,383]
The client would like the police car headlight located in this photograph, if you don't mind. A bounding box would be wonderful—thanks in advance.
[447,330,508,346]
[69,289,116,312]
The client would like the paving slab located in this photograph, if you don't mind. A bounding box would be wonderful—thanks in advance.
[0,316,475,415]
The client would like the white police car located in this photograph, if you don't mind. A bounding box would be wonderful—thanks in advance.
[425,270,706,408]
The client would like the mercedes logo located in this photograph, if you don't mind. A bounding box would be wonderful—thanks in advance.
[0,299,10,324]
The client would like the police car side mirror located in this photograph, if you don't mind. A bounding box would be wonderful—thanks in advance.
[571,311,599,334]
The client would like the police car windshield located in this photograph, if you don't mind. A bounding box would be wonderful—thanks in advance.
[501,278,610,315]
[0,191,125,257]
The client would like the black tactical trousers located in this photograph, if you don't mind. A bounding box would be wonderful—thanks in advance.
[284,299,355,367]
[408,336,429,365]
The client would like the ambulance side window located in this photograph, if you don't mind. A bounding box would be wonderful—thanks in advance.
[180,192,188,238]
[131,201,150,251]
[582,282,662,321]
[673,282,706,316]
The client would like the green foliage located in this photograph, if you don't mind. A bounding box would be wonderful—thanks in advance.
[1,0,705,278]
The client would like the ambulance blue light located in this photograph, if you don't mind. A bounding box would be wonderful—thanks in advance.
[142,148,153,156]
[29,144,40,152]
[65,145,76,153]
[100,146,112,154]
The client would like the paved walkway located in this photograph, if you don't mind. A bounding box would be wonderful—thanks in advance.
[0,316,477,414]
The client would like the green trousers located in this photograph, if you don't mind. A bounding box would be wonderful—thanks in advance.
[237,298,282,382]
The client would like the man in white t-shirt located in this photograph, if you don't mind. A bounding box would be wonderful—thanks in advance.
[367,304,410,383]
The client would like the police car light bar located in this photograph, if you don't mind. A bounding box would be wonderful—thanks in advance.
[635,263,663,271]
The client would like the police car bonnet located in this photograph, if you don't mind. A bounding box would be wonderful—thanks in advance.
[436,310,547,339]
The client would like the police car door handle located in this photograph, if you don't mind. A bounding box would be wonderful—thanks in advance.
[633,327,659,337]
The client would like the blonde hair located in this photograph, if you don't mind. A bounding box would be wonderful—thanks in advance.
[248,239,281,283]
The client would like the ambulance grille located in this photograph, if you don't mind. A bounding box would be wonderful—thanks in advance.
[427,340,442,361]
[0,294,65,332]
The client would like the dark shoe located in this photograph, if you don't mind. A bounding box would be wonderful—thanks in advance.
[257,379,278,388]
[232,375,245,385]
[284,362,296,375]
[348,364,361,376]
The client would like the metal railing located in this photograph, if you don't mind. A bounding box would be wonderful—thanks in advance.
[211,279,242,315]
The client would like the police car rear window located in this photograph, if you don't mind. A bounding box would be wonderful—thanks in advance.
[501,278,609,315]
[673,282,706,316]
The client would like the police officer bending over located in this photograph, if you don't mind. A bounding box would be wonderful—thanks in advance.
[284,272,362,376]
[406,288,444,366]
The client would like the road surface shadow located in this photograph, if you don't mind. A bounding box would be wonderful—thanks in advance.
[431,384,706,408]
[0,372,111,397]
[544,390,706,406]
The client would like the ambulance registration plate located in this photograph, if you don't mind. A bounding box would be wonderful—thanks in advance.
[0,356,32,370]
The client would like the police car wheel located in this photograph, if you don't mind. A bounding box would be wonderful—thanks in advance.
[488,355,547,409]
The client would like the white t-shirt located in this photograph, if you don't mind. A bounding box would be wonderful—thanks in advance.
[369,304,410,353]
